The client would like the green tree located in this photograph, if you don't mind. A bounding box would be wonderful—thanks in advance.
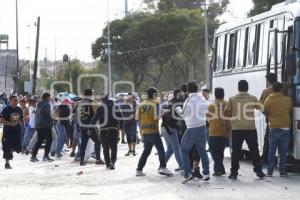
[249,0,285,16]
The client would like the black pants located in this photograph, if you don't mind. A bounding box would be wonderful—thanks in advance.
[231,130,262,174]
[2,131,21,160]
[209,136,227,173]
[101,129,118,166]
[32,128,53,157]
[137,134,166,171]
[80,128,101,162]
[261,125,270,164]
[189,146,200,169]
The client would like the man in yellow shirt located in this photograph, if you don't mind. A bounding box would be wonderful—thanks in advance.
[225,80,265,180]
[207,88,230,176]
[136,87,172,177]
[260,73,277,165]
[264,82,293,177]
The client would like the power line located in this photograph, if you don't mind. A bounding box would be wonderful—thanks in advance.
[112,35,208,55]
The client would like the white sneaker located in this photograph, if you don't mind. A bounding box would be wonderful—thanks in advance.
[136,170,146,177]
[158,168,173,176]
[202,175,210,182]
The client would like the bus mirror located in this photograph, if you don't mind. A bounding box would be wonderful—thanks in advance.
[286,53,296,76]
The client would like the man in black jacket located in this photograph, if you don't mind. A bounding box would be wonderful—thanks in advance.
[31,93,53,162]
[91,95,122,170]
[78,89,103,166]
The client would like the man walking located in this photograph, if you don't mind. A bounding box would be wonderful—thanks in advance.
[225,80,265,179]
[0,95,23,169]
[31,93,53,162]
[136,87,173,177]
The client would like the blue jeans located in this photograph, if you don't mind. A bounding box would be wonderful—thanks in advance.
[55,123,68,154]
[137,134,166,171]
[22,128,35,151]
[181,126,210,176]
[268,129,290,174]
[161,127,183,168]
[209,136,227,173]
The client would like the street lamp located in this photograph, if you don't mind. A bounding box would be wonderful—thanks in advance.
[107,0,112,98]
[194,0,211,90]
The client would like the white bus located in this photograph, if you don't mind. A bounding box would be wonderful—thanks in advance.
[212,0,300,170]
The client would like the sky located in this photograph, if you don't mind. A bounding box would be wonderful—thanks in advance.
[0,0,253,62]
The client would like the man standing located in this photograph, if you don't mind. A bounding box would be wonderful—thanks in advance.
[264,82,292,177]
[207,88,230,176]
[91,95,122,170]
[78,89,103,166]
[0,95,23,169]
[177,81,210,183]
[136,87,173,177]
[260,73,277,165]
[31,93,53,162]
[225,80,265,179]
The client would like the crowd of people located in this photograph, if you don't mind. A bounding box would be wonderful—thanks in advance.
[0,72,293,183]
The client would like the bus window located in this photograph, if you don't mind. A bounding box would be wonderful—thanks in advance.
[254,24,261,66]
[247,26,256,66]
[243,28,249,67]
[227,33,236,69]
[224,34,229,70]
[234,30,241,68]
[277,18,284,64]
[216,35,225,72]
[258,23,265,65]
[262,21,269,65]
[213,37,218,72]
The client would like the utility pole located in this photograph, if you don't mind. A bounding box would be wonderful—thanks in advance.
[204,1,210,90]
[107,0,112,98]
[125,0,129,16]
[32,17,40,95]
[16,0,20,94]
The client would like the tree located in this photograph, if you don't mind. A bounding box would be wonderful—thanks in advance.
[249,0,285,16]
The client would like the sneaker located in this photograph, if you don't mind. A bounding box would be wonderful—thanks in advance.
[30,156,39,162]
[280,172,288,177]
[70,152,75,157]
[265,173,273,177]
[43,156,54,162]
[24,150,30,155]
[132,150,137,156]
[136,170,146,177]
[56,153,63,159]
[192,168,203,179]
[158,167,173,176]
[50,152,55,157]
[182,173,194,184]
[213,171,226,176]
[5,163,12,169]
[175,167,182,172]
[202,175,210,182]
[95,160,105,165]
[109,163,115,170]
[125,151,132,156]
[80,161,86,166]
[256,170,265,178]
[228,173,238,180]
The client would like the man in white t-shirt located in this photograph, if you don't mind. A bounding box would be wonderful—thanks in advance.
[22,98,37,152]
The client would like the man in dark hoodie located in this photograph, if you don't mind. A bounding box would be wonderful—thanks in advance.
[30,93,53,162]
[91,95,122,170]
